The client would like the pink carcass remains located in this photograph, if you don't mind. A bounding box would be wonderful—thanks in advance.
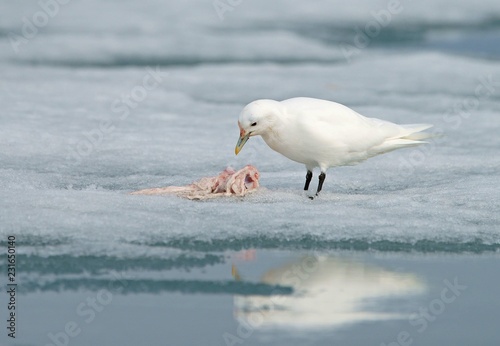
[131,165,260,200]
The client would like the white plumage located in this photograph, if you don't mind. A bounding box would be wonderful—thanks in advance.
[235,97,433,196]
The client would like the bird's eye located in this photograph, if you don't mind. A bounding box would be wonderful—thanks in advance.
[251,122,257,127]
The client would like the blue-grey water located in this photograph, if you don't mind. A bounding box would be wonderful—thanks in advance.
[0,0,499,345]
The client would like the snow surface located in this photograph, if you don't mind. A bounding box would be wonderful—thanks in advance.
[0,0,499,260]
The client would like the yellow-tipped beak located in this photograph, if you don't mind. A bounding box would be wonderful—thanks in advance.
[235,133,250,155]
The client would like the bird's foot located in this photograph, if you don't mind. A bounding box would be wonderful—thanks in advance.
[303,190,314,200]
[309,192,321,200]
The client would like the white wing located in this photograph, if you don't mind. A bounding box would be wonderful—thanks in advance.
[279,98,432,167]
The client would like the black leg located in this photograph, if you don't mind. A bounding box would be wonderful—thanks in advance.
[304,170,313,191]
[316,172,326,196]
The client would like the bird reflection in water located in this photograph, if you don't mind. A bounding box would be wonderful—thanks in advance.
[232,253,425,330]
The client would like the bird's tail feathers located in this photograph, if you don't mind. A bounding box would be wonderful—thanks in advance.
[398,124,438,141]
[371,124,438,155]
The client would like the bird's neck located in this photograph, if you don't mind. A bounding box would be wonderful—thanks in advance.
[261,111,289,152]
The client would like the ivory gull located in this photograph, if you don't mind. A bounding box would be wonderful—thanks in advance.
[235,97,433,197]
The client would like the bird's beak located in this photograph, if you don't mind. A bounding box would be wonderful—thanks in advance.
[235,132,250,155]
[235,122,250,155]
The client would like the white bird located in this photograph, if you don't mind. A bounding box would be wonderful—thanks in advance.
[235,97,433,197]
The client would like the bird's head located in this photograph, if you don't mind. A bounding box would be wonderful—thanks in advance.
[235,99,281,155]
